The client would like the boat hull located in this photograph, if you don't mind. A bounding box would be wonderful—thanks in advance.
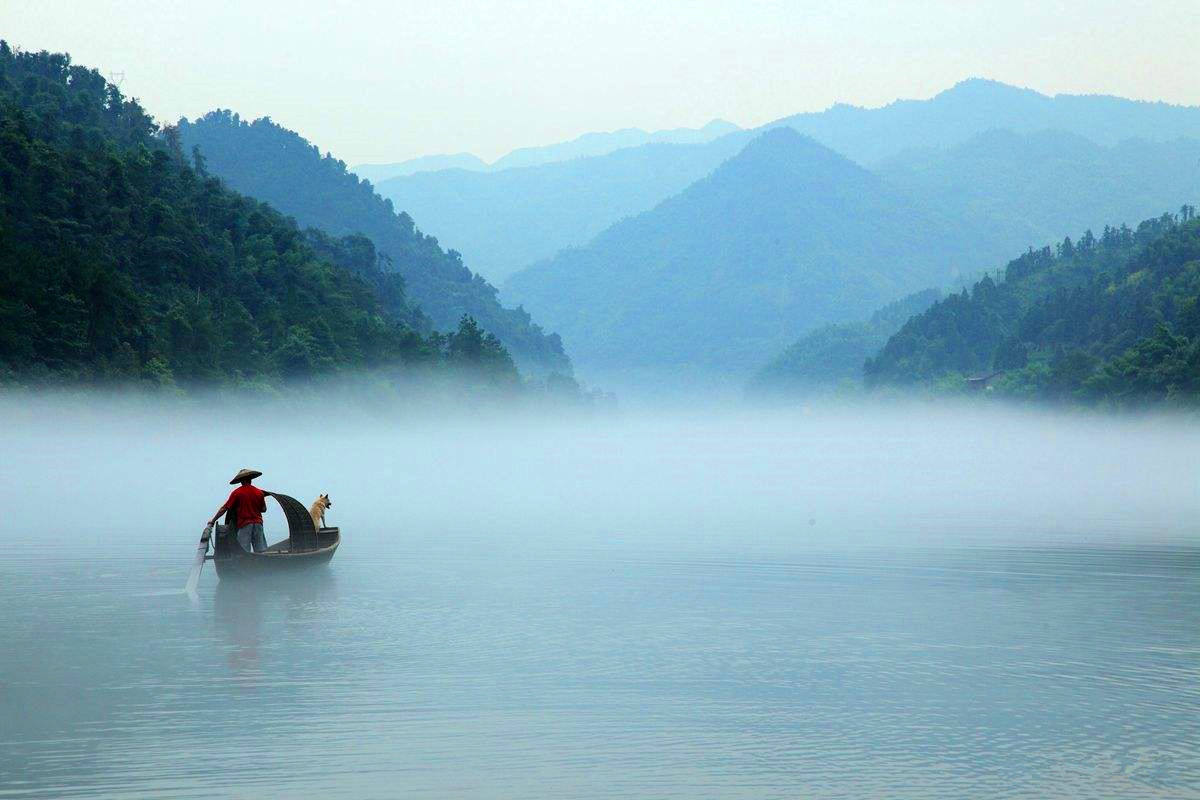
[213,529,340,579]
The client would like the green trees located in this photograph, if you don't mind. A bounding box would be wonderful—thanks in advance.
[749,289,941,395]
[0,44,523,393]
[1082,324,1200,403]
[441,316,519,385]
[863,211,1200,406]
[176,110,571,375]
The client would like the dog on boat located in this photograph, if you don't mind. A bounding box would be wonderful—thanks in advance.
[309,493,332,530]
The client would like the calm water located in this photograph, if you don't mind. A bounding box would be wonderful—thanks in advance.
[2,401,1199,797]
[2,544,1198,799]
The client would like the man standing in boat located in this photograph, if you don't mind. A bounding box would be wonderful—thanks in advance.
[207,468,269,553]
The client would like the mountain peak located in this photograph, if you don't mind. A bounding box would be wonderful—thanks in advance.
[935,78,1046,102]
[702,119,741,134]
[731,127,866,179]
[743,125,833,155]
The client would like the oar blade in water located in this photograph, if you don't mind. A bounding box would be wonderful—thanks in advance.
[184,526,212,596]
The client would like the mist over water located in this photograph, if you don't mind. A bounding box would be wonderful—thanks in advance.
[4,393,1197,557]
[2,393,1198,798]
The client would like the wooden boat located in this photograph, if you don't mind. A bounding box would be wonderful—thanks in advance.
[211,491,339,579]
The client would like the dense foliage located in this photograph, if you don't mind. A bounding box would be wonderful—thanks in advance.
[0,44,518,390]
[749,289,941,395]
[177,111,570,374]
[864,210,1200,405]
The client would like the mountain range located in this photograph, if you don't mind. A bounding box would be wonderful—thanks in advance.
[503,128,986,381]
[352,153,489,183]
[769,78,1200,164]
[352,119,739,184]
[503,123,1200,382]
[11,39,1199,406]
[374,79,1200,287]
[376,133,753,282]
[874,129,1200,253]
[750,208,1200,406]
[179,78,1200,390]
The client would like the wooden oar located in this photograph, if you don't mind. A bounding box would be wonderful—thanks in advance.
[185,524,213,596]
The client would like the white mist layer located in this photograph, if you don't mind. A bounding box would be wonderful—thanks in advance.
[3,395,1197,560]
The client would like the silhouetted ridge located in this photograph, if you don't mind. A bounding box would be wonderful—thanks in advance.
[769,78,1200,164]
[374,130,753,281]
[934,78,1045,103]
[380,79,1200,292]
[876,129,1200,257]
[714,127,881,192]
[503,128,981,380]
[178,111,571,375]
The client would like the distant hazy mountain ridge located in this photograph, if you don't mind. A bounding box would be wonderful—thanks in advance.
[353,119,739,184]
[875,129,1200,249]
[374,79,1200,288]
[353,153,488,183]
[503,128,986,380]
[377,133,753,282]
[490,119,741,171]
[771,78,1200,165]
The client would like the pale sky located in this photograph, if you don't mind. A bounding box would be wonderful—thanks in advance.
[4,0,1198,165]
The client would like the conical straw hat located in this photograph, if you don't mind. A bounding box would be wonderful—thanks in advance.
[229,468,263,485]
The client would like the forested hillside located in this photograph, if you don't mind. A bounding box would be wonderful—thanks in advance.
[750,131,1200,395]
[504,128,986,379]
[865,210,1200,405]
[749,289,941,395]
[177,111,570,374]
[0,45,517,390]
[376,132,752,282]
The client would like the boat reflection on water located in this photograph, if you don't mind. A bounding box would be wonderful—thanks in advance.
[213,569,339,674]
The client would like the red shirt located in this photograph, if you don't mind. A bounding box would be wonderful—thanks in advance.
[224,485,267,528]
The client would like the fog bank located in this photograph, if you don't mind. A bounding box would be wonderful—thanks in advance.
[4,394,1197,562]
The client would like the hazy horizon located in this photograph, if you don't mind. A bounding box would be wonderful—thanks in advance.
[5,0,1199,166]
[7,391,1199,554]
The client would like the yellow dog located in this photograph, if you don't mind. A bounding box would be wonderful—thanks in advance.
[308,494,332,530]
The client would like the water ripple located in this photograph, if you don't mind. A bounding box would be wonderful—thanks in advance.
[1,546,1197,799]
